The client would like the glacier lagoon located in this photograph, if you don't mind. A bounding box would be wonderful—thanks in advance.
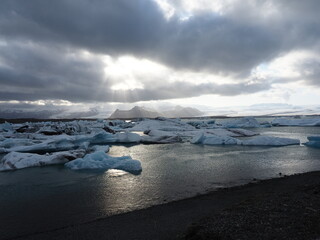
[0,122,320,238]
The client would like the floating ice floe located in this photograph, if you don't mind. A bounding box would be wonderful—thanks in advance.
[191,132,300,147]
[190,132,240,145]
[90,145,110,152]
[304,136,320,148]
[0,138,39,148]
[5,131,139,153]
[222,117,261,128]
[0,122,13,132]
[65,151,142,173]
[114,131,140,143]
[186,120,216,129]
[204,128,259,137]
[271,117,320,126]
[140,129,182,144]
[0,150,86,171]
[130,118,195,132]
[241,136,300,146]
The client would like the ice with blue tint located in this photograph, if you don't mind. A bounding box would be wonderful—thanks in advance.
[91,145,110,153]
[0,122,13,132]
[190,132,240,145]
[307,136,320,141]
[65,151,142,173]
[272,117,320,126]
[114,131,140,143]
[304,135,320,148]
[222,117,261,128]
[241,136,300,146]
[6,131,139,153]
[0,150,86,171]
[191,132,300,146]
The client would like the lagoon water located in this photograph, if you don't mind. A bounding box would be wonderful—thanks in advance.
[1,126,320,238]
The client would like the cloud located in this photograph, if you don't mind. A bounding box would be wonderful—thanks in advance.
[2,0,319,74]
[0,0,319,108]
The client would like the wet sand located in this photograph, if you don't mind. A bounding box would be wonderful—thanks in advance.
[6,171,320,240]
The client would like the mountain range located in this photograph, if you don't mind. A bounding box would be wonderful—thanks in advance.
[109,106,203,119]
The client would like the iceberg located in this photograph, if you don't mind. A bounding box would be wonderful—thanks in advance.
[307,136,320,141]
[191,132,239,145]
[186,120,216,129]
[0,150,86,171]
[91,145,110,152]
[222,117,261,128]
[130,118,195,132]
[271,117,320,126]
[65,151,142,173]
[141,129,182,144]
[114,131,140,143]
[241,136,300,146]
[0,138,38,148]
[304,136,320,148]
[305,141,320,148]
[0,122,13,132]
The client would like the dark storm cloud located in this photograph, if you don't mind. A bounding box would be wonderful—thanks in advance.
[2,0,319,74]
[0,0,319,106]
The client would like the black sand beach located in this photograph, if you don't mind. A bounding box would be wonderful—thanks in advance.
[6,171,320,240]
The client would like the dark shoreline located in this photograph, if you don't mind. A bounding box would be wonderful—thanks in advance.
[7,171,320,240]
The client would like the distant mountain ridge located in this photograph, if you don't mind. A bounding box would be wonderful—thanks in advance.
[109,106,203,119]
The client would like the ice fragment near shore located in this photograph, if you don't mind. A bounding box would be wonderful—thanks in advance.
[65,151,141,173]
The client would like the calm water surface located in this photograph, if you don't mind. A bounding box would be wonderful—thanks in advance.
[1,126,320,238]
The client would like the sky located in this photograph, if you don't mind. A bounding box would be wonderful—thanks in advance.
[0,0,320,118]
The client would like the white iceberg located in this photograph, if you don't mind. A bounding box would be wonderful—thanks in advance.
[271,117,320,126]
[65,151,142,173]
[0,122,13,132]
[10,138,77,153]
[114,131,140,143]
[222,117,261,128]
[130,118,195,132]
[0,150,86,171]
[191,132,240,145]
[186,120,216,129]
[241,136,300,146]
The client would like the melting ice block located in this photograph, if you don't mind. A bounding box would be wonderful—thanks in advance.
[241,136,300,146]
[91,145,110,152]
[304,136,320,148]
[114,131,140,143]
[222,117,261,128]
[0,122,13,132]
[307,136,320,141]
[65,151,142,173]
[0,150,86,171]
[272,117,320,126]
[191,132,240,145]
